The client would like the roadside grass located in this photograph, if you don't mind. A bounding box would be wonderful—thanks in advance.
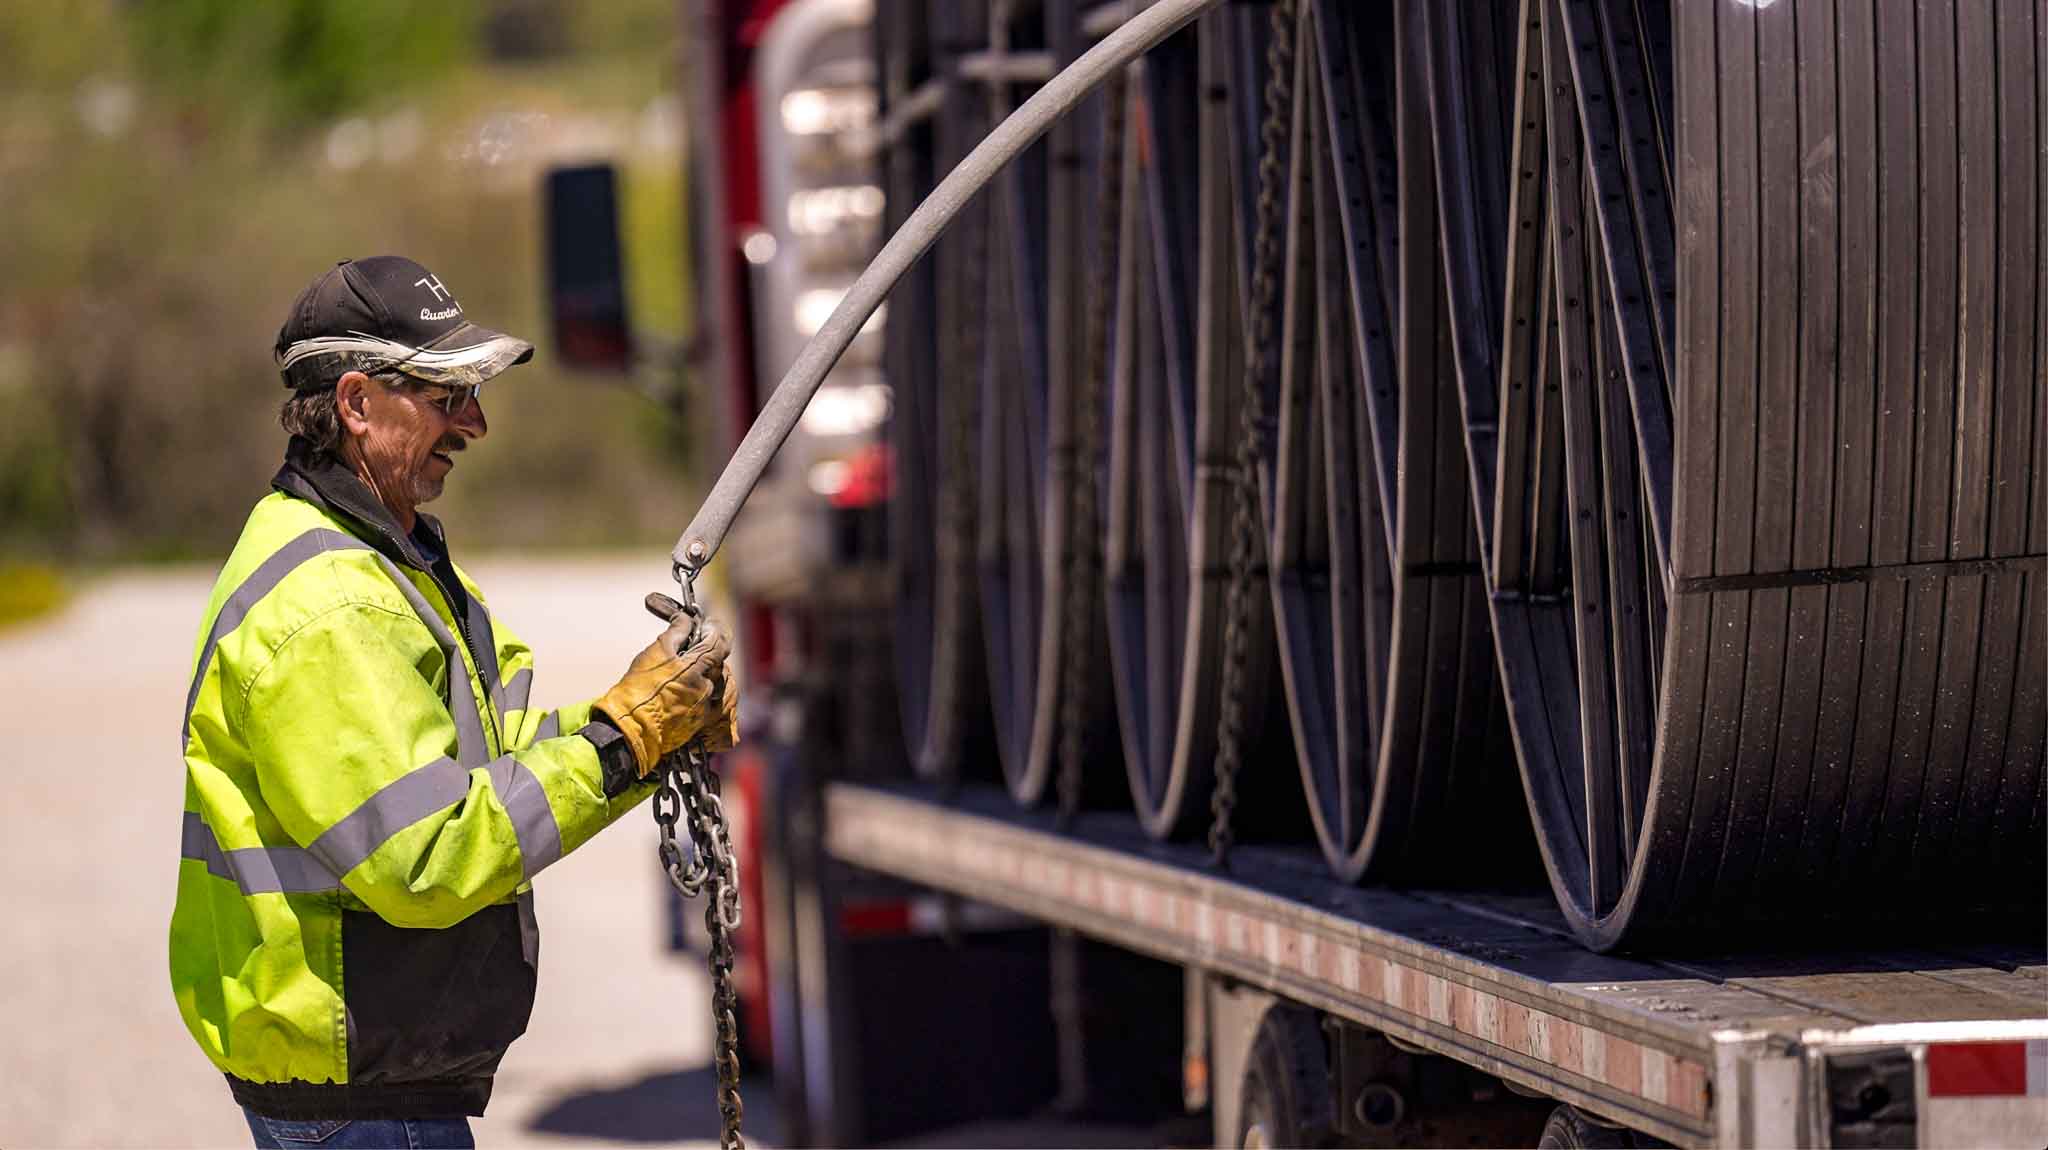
[0,562,68,630]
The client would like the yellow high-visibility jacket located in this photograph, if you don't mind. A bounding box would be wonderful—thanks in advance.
[169,442,651,1119]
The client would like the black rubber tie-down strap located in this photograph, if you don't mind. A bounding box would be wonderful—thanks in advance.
[1674,553,2048,596]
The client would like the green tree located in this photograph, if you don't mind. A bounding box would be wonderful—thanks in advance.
[128,0,476,128]
[0,0,698,561]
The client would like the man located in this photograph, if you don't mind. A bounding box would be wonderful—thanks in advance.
[169,256,737,1149]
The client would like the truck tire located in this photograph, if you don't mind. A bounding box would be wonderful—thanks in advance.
[1536,1104,1656,1149]
[1236,1007,1336,1149]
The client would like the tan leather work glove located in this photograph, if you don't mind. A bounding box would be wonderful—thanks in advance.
[594,616,739,777]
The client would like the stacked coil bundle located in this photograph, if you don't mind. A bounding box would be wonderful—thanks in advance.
[880,0,2044,949]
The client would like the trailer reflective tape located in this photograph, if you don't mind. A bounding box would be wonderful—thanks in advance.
[1638,1042,1669,1105]
[485,754,562,880]
[1602,1034,1639,1097]
[181,529,370,736]
[1581,1029,1606,1084]
[1927,1040,2037,1096]
[836,896,1033,937]
[824,787,1717,1126]
[1922,1040,2048,1149]
[1427,972,1452,1026]
[309,757,471,878]
[370,556,488,764]
[180,811,340,895]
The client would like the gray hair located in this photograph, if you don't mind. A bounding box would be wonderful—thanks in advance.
[280,387,345,459]
[278,353,393,461]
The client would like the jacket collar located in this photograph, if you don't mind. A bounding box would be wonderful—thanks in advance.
[272,436,448,573]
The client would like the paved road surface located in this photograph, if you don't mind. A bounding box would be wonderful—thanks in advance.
[0,558,733,1149]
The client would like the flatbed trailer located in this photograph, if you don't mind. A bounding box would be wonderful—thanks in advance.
[542,0,2048,1143]
[825,781,2048,1148]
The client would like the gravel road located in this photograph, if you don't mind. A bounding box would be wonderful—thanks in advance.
[0,557,737,1149]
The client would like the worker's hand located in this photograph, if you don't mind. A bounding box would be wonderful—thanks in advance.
[594,615,739,777]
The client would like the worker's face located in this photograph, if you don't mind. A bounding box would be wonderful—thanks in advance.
[334,370,488,525]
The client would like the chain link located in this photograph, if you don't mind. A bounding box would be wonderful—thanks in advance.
[650,591,745,1150]
[1208,0,1297,868]
[1058,69,1128,826]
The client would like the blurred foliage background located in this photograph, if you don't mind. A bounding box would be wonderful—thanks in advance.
[0,0,702,564]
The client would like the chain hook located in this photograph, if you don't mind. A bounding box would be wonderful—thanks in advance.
[671,562,705,642]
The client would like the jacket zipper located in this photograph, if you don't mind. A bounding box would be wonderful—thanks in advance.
[439,578,503,757]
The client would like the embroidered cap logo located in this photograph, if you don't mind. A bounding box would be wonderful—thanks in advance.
[415,274,464,322]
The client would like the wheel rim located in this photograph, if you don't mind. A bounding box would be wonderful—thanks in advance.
[1426,0,1677,937]
[980,5,1130,806]
[977,12,1057,801]
[892,48,997,782]
[1263,0,1532,880]
[1104,11,1306,839]
[1104,34,1199,831]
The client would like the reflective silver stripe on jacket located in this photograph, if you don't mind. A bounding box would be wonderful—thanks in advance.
[304,754,563,883]
[499,667,533,728]
[186,751,565,896]
[486,755,564,879]
[181,529,369,736]
[180,811,340,894]
[180,526,565,894]
[181,528,485,759]
[369,555,490,766]
[307,758,475,878]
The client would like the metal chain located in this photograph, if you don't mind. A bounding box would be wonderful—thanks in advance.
[655,747,746,1150]
[650,586,746,1150]
[1059,69,1128,826]
[1208,0,1297,867]
[652,760,710,897]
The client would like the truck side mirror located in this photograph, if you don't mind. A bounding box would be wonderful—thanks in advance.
[544,164,634,373]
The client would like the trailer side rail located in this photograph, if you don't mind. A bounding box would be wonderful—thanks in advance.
[824,782,2046,1147]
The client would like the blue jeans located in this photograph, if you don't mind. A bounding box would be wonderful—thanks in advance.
[243,1108,475,1149]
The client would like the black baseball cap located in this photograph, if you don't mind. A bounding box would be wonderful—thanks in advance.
[275,256,534,390]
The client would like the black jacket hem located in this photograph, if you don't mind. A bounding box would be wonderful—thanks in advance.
[229,1074,494,1120]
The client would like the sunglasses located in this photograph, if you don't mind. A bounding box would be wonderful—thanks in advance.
[376,373,479,415]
